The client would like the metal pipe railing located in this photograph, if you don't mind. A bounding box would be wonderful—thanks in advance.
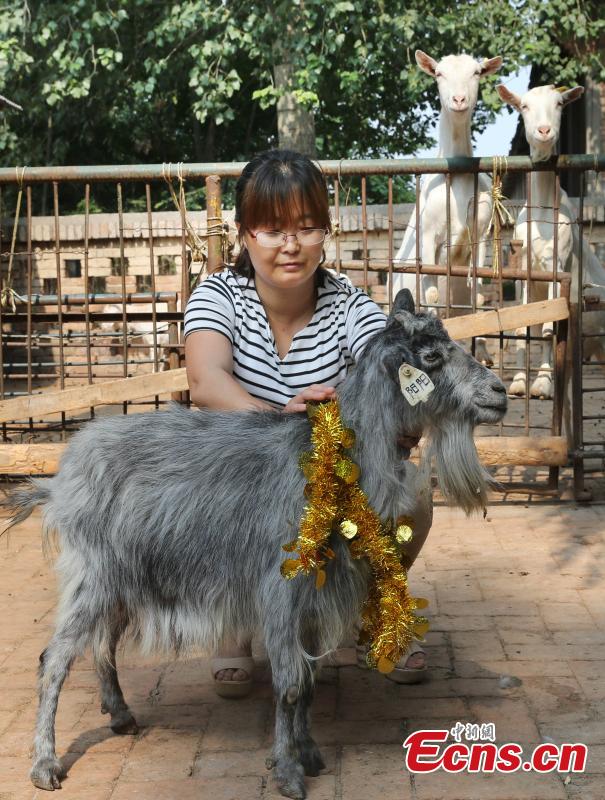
[1,155,604,183]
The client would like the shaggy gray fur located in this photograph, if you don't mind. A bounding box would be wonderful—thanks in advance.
[4,289,506,799]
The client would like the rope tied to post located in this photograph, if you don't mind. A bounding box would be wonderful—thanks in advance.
[1,166,28,312]
[162,162,230,287]
[488,155,514,277]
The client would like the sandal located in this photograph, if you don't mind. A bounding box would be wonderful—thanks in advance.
[355,640,427,684]
[211,656,255,698]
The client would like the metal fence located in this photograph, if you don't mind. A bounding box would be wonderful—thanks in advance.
[0,156,604,500]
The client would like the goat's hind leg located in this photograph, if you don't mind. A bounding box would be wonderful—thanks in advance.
[95,612,138,735]
[31,597,98,790]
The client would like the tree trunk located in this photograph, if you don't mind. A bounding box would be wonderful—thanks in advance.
[274,62,316,157]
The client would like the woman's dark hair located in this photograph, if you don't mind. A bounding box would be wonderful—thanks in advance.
[232,149,331,281]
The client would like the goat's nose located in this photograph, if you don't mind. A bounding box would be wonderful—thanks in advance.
[537,125,551,136]
[453,95,466,106]
[491,381,506,395]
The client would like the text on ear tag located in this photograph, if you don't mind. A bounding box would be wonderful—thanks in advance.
[398,363,435,406]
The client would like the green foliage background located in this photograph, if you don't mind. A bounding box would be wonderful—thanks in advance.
[0,1,603,209]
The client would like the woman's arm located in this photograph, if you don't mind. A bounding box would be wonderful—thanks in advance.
[186,330,336,413]
[185,330,273,411]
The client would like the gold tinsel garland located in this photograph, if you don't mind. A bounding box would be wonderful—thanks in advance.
[280,399,429,673]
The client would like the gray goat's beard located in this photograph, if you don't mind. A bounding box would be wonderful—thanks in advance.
[426,419,494,514]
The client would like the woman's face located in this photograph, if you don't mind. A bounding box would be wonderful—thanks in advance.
[239,208,325,292]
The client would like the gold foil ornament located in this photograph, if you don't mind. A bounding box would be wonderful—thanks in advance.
[396,525,413,544]
[280,399,429,673]
[340,520,358,539]
[280,558,301,579]
[341,427,356,448]
[334,459,360,483]
[377,656,396,674]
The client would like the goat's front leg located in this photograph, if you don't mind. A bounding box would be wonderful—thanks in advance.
[509,281,529,397]
[530,277,557,399]
[271,678,322,798]
[420,236,440,312]
[271,684,308,799]
[266,621,323,799]
[473,238,494,366]
[291,682,325,777]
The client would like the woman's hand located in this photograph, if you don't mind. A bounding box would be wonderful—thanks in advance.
[282,384,336,414]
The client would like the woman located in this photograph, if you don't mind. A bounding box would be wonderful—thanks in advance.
[184,149,426,697]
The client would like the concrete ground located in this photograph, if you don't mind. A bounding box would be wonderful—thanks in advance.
[0,502,604,800]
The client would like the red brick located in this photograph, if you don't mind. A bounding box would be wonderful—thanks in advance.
[413,770,567,800]
[340,744,412,800]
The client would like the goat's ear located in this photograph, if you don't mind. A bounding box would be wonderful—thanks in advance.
[497,84,522,111]
[559,86,584,107]
[480,56,502,76]
[391,310,416,332]
[415,50,438,77]
[390,288,416,317]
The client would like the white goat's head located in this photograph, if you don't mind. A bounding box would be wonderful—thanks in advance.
[415,50,502,116]
[496,84,584,160]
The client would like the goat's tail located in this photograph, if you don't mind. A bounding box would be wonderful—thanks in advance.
[1,478,52,537]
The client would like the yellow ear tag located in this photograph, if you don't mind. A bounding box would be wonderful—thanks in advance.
[414,597,430,610]
[398,363,434,406]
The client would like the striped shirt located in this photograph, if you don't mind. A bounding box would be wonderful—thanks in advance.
[184,268,386,408]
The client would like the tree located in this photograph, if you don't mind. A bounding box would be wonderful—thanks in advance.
[0,1,602,181]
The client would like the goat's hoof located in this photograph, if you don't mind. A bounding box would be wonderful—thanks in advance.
[275,760,306,799]
[507,378,526,397]
[530,377,553,400]
[110,710,139,735]
[30,757,64,790]
[300,740,326,777]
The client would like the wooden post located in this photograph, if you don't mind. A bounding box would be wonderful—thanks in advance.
[205,175,223,275]
[167,299,183,404]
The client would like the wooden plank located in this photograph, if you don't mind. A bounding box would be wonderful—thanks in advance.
[0,368,190,424]
[0,436,568,476]
[466,435,567,467]
[0,296,569,424]
[443,297,569,340]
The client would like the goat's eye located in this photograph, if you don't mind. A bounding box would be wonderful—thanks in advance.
[521,104,528,111]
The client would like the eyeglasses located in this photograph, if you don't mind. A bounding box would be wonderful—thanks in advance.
[248,228,328,248]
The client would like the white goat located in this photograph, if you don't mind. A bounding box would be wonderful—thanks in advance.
[497,84,605,399]
[392,51,503,365]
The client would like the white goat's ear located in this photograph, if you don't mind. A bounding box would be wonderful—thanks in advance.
[480,56,503,76]
[559,86,584,106]
[415,50,438,77]
[496,84,522,111]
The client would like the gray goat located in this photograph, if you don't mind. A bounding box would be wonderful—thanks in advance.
[4,290,506,799]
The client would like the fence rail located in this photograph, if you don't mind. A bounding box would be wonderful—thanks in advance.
[1,155,604,181]
[1,156,603,500]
